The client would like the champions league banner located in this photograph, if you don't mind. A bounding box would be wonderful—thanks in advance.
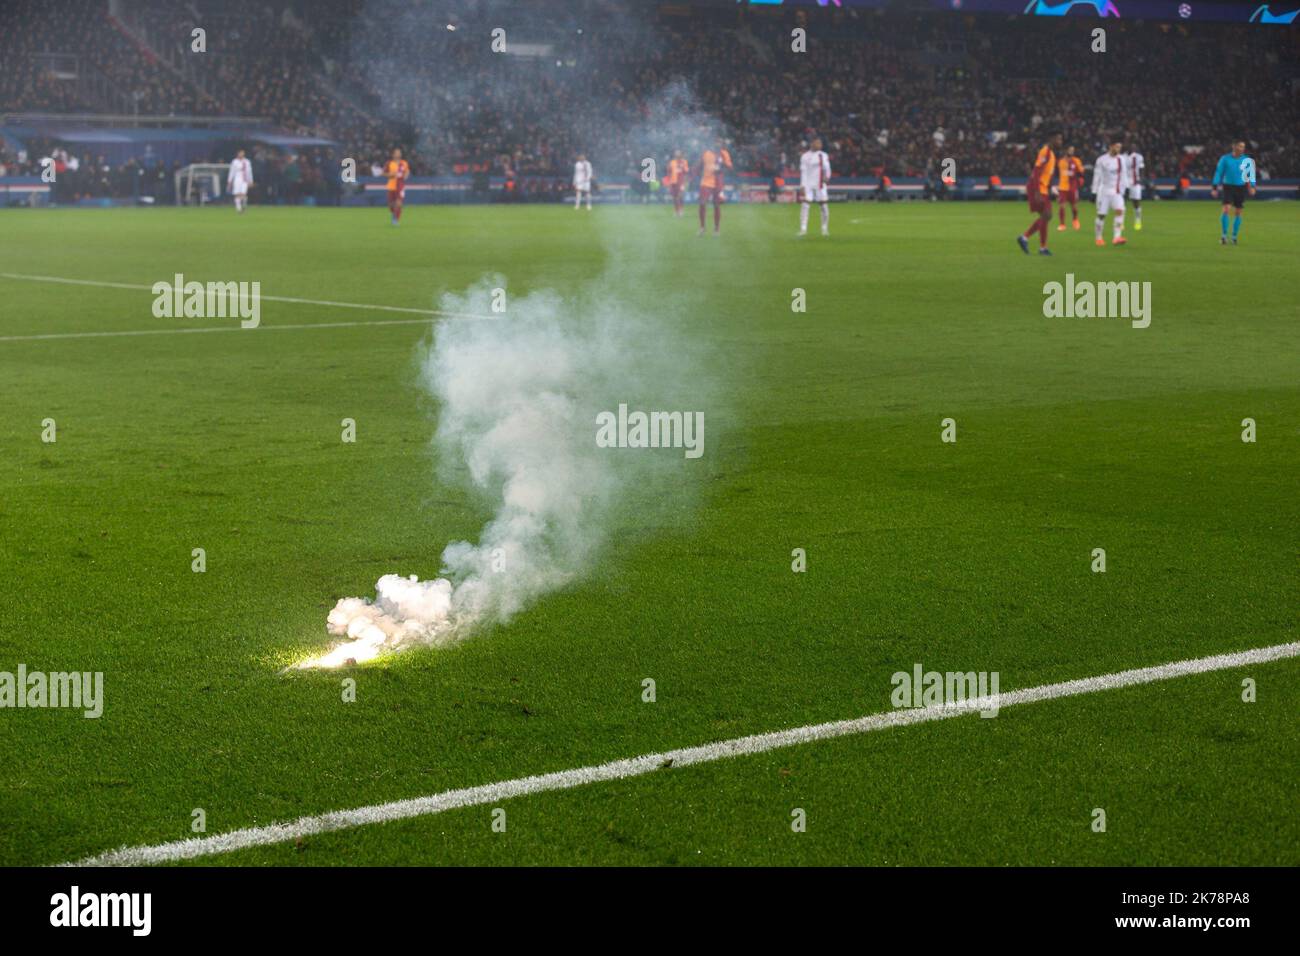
[736,0,1300,25]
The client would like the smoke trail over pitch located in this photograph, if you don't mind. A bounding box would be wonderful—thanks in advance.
[300,1,738,665]
[300,274,710,668]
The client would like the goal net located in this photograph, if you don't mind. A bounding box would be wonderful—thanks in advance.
[175,163,230,205]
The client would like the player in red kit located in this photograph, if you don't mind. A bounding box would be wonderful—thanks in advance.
[384,148,410,226]
[666,150,689,218]
[1057,145,1084,231]
[1017,130,1061,256]
[697,137,732,236]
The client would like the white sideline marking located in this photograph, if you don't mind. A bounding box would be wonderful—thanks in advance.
[62,641,1298,867]
[0,272,493,341]
[0,318,441,342]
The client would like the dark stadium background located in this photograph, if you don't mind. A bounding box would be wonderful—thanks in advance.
[1,0,1295,207]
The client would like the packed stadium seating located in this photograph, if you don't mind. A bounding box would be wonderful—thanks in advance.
[2,0,1296,199]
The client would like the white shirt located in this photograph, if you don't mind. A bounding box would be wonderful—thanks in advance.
[1091,153,1125,195]
[799,150,830,190]
[573,160,592,188]
[228,157,253,189]
[1124,152,1144,185]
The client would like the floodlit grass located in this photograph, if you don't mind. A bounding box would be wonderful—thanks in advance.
[1,201,1296,866]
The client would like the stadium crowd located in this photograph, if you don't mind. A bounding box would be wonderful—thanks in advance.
[2,0,1296,199]
[0,0,209,115]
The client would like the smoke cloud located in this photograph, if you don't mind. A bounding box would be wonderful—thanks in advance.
[300,271,712,668]
[297,4,740,668]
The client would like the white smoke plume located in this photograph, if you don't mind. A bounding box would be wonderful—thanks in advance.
[298,276,708,668]
[296,3,739,666]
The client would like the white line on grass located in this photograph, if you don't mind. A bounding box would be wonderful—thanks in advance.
[0,272,493,341]
[63,641,1299,866]
[0,317,443,342]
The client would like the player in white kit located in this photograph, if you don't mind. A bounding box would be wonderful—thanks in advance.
[1124,145,1145,231]
[227,149,253,213]
[1092,140,1128,247]
[797,137,831,237]
[573,154,593,211]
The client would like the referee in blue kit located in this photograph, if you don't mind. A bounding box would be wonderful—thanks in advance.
[1210,140,1256,245]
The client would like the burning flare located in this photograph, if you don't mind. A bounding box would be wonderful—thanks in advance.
[297,574,457,668]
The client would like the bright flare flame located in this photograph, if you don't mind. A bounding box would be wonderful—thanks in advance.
[295,574,458,669]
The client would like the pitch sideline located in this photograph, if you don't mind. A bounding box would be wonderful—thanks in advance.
[0,272,494,341]
[61,641,1299,866]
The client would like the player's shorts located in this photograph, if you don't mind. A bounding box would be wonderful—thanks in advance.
[1222,184,1248,208]
[1126,185,1143,201]
[1060,187,1078,205]
[387,186,404,203]
[699,184,723,204]
[574,182,591,193]
[801,185,829,203]
[1096,191,1126,216]
[668,181,683,197]
[1027,190,1052,214]
[230,184,248,197]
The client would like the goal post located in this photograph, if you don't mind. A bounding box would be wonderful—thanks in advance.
[175,163,230,205]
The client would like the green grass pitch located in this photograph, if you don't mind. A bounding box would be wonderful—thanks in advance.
[0,200,1296,866]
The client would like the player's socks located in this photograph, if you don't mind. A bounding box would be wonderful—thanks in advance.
[699,205,706,230]
[1095,217,1105,243]
[1113,215,1124,243]
[714,204,721,233]
[1232,215,1242,239]
[820,203,829,235]
[799,202,810,233]
[1220,212,1230,238]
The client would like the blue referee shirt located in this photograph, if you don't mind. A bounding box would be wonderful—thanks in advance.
[1212,153,1256,186]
